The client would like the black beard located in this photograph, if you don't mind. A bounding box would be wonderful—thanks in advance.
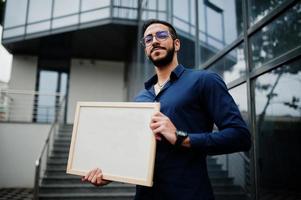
[148,44,175,68]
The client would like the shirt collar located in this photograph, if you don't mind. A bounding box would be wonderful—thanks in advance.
[144,64,185,90]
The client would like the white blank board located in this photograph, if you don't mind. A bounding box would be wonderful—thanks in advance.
[67,102,160,187]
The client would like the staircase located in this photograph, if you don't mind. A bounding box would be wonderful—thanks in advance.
[38,124,248,200]
[207,157,249,200]
[39,124,135,200]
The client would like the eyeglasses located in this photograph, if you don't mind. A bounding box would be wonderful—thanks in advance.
[141,30,171,47]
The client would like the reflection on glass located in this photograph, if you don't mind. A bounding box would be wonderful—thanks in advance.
[142,0,167,21]
[114,0,138,19]
[4,0,27,28]
[255,59,301,198]
[229,83,248,124]
[198,0,243,64]
[173,0,195,36]
[208,43,246,84]
[53,0,80,17]
[250,2,301,69]
[28,0,52,23]
[249,0,284,25]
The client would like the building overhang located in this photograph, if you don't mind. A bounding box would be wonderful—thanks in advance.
[2,20,138,61]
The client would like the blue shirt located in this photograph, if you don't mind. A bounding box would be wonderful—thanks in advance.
[134,64,251,200]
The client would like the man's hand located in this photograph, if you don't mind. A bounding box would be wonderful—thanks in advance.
[81,168,111,187]
[150,112,177,145]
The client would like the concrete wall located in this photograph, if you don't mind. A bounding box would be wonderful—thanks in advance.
[67,59,126,123]
[8,55,37,90]
[0,123,50,187]
[7,56,38,122]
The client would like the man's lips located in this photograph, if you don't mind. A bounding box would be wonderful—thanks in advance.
[151,47,166,53]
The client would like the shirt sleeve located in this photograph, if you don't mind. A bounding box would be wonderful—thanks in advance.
[188,72,251,155]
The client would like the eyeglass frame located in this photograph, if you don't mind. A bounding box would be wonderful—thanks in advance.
[140,30,176,47]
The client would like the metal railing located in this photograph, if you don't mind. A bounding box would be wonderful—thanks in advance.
[33,95,66,200]
[0,89,65,123]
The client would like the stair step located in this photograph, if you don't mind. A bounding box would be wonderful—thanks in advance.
[214,191,247,200]
[40,183,135,194]
[39,192,134,200]
[54,138,72,142]
[39,127,247,200]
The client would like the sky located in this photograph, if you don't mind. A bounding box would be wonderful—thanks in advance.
[0,25,12,83]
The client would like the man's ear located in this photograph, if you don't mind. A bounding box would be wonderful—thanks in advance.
[174,39,180,52]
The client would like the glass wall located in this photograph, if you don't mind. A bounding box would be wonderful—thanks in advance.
[141,0,167,21]
[198,0,243,64]
[209,42,245,84]
[3,0,27,38]
[255,58,301,198]
[2,0,138,39]
[248,0,285,25]
[250,3,301,70]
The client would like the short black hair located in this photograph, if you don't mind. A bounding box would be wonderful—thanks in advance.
[142,19,178,39]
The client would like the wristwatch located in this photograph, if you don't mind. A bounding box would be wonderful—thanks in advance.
[175,130,188,147]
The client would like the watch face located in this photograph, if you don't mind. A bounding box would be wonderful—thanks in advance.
[177,131,187,137]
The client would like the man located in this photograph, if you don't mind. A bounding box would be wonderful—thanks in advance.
[82,19,251,200]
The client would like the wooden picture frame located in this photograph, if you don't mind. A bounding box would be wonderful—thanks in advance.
[66,102,160,187]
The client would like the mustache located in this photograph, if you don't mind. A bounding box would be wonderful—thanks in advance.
[151,45,166,53]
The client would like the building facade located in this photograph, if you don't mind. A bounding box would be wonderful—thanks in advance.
[1,0,300,199]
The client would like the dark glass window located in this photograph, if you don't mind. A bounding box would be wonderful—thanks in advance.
[208,43,246,84]
[250,2,301,69]
[255,58,301,199]
[249,0,285,25]
[36,70,68,123]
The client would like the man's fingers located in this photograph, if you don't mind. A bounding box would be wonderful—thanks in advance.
[151,116,163,123]
[88,168,98,181]
[153,126,163,134]
[150,121,161,129]
[96,173,102,184]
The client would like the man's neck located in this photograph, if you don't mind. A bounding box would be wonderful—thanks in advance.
[155,59,178,84]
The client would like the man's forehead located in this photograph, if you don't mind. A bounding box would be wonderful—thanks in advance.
[144,23,169,36]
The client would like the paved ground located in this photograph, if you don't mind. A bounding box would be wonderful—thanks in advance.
[0,188,33,200]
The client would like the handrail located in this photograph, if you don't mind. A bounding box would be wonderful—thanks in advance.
[238,151,250,163]
[0,88,63,97]
[33,95,66,200]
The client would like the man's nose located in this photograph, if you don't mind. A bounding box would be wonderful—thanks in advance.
[151,36,160,45]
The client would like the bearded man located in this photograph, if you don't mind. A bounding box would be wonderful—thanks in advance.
[83,19,251,200]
